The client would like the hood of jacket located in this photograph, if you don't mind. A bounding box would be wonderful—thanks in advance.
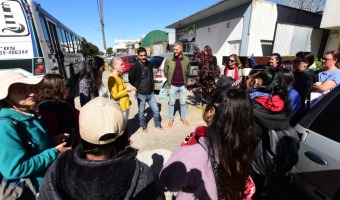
[254,95,285,112]
[44,147,140,200]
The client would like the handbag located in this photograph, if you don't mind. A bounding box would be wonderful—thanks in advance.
[158,88,169,100]
[0,176,36,200]
[0,118,37,200]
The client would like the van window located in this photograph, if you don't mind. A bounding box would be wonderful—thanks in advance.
[309,93,340,143]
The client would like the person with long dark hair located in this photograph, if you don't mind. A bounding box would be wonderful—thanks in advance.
[292,52,316,107]
[160,88,255,200]
[247,66,293,199]
[203,45,217,66]
[78,56,106,106]
[36,74,80,149]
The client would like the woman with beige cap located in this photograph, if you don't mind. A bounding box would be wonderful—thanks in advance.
[0,70,70,196]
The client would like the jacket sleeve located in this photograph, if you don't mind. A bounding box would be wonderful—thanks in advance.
[163,58,169,80]
[0,121,58,180]
[249,56,257,68]
[108,76,128,100]
[234,68,243,86]
[128,65,137,87]
[186,58,191,76]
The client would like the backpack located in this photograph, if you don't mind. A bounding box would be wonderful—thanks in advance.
[0,117,36,200]
[252,127,300,177]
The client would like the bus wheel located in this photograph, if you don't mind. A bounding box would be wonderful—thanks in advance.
[122,72,129,83]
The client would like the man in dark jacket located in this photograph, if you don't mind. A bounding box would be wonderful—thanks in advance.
[129,47,165,134]
[38,97,164,200]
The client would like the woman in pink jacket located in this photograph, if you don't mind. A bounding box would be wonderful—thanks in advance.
[160,88,255,200]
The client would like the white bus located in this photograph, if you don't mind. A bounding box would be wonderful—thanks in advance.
[0,0,84,81]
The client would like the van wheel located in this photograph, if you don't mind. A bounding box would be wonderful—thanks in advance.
[122,72,129,83]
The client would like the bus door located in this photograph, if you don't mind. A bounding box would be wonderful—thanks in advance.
[46,20,66,78]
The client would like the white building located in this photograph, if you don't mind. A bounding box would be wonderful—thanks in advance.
[167,0,326,66]
[320,0,340,53]
[112,39,140,55]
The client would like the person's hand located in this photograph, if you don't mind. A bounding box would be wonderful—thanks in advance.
[314,82,322,86]
[53,133,69,145]
[55,142,71,153]
[247,53,254,59]
[126,85,136,92]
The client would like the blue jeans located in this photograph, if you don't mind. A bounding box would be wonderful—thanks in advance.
[169,85,187,121]
[137,93,161,128]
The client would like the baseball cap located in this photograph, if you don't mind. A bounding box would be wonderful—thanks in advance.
[0,70,43,100]
[79,97,125,145]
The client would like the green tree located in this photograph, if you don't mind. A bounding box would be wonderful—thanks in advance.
[107,47,113,54]
[83,38,100,57]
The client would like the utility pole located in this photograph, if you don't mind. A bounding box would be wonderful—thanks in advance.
[97,0,107,63]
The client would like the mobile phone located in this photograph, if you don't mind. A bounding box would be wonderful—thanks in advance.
[64,128,75,147]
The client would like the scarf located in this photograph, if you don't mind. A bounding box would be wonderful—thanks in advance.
[224,66,239,80]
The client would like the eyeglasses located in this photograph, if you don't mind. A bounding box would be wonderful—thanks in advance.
[322,57,334,61]
[228,59,235,63]
[293,59,302,63]
[201,98,211,106]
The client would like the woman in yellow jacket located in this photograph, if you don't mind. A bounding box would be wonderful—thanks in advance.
[108,57,136,126]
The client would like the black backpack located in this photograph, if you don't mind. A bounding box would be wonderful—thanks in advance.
[252,127,300,177]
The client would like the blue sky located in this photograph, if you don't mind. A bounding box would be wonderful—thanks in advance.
[35,0,224,51]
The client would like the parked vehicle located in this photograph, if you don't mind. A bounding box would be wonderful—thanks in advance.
[0,0,84,80]
[119,55,137,82]
[107,54,114,63]
[150,52,199,91]
[292,84,340,200]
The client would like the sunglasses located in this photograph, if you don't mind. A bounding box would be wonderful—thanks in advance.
[228,59,235,62]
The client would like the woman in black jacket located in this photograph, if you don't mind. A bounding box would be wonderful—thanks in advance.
[246,66,292,199]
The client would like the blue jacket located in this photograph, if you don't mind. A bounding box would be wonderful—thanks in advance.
[0,108,58,192]
[288,87,302,115]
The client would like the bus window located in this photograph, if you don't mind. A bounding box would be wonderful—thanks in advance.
[72,36,78,53]
[39,16,54,53]
[77,38,83,52]
[65,31,74,53]
[57,28,69,53]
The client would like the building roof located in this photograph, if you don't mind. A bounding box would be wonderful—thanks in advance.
[166,0,252,29]
[140,30,168,47]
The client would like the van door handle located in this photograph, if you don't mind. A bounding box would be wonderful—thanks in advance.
[304,151,328,165]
